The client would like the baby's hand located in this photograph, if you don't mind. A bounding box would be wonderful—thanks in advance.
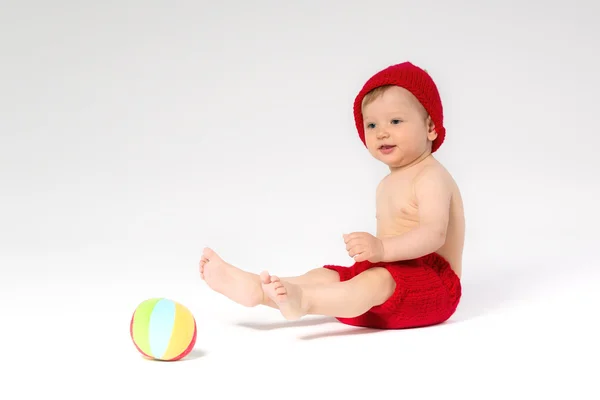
[343,232,384,263]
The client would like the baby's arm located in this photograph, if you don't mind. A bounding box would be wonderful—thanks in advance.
[381,167,451,262]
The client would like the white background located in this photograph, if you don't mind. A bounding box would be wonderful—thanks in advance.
[1,0,599,398]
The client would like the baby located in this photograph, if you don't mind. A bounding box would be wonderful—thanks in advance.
[199,62,464,329]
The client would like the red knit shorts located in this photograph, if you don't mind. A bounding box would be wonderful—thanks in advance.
[322,252,461,329]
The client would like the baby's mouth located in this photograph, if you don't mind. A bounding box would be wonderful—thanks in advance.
[379,145,396,149]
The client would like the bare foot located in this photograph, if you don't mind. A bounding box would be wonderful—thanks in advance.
[199,247,264,307]
[260,271,308,320]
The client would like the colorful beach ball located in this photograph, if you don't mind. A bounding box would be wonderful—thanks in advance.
[130,298,197,361]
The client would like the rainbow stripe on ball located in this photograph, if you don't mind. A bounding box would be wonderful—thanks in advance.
[130,298,197,361]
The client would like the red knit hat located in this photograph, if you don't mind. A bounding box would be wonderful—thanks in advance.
[353,62,446,153]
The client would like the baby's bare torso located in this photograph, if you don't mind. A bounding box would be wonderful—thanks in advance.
[375,156,465,277]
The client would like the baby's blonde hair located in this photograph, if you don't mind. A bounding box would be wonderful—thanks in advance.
[361,85,394,110]
[361,84,430,121]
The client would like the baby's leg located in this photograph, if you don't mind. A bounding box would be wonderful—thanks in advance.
[282,268,340,286]
[261,267,395,320]
[199,248,339,308]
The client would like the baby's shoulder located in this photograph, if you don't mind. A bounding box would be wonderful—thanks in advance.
[413,158,451,183]
[411,158,457,196]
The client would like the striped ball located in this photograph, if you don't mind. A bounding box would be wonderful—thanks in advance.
[130,298,197,361]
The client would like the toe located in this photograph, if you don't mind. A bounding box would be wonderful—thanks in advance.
[203,247,216,259]
[271,275,281,283]
[259,271,271,284]
[276,293,287,302]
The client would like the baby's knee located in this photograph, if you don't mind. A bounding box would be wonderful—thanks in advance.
[308,267,341,284]
[358,267,397,306]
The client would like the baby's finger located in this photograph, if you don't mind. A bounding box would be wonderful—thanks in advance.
[343,232,363,243]
[348,244,365,258]
[347,245,357,257]
[345,238,363,251]
[353,251,367,262]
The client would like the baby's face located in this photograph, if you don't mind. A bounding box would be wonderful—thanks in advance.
[362,86,436,169]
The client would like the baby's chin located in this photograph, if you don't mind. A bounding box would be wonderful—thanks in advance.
[380,155,417,171]
[371,149,405,165]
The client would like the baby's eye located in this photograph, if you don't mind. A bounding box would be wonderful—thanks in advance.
[366,123,375,129]
[391,119,401,124]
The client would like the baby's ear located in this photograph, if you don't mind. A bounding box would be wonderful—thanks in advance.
[426,116,438,141]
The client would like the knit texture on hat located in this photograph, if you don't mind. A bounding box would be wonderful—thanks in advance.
[353,62,446,153]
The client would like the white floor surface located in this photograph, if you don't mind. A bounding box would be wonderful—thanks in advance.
[3,253,598,400]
